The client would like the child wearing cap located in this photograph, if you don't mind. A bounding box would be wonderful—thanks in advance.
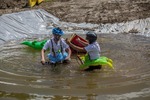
[41,27,71,65]
[66,31,101,71]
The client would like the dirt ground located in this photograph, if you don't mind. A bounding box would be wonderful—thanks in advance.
[0,0,150,24]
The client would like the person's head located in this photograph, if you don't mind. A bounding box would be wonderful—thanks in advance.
[86,31,97,44]
[52,27,64,41]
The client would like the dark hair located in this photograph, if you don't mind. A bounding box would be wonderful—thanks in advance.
[86,31,97,44]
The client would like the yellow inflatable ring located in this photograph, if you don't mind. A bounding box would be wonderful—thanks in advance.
[37,0,44,4]
[28,0,37,7]
[78,54,114,70]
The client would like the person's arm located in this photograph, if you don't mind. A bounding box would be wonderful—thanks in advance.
[41,49,46,65]
[77,38,88,47]
[65,47,72,60]
[66,39,86,52]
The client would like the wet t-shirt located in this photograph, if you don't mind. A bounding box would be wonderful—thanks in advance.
[84,42,101,60]
[43,37,69,56]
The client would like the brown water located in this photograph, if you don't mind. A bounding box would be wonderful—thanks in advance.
[0,34,150,100]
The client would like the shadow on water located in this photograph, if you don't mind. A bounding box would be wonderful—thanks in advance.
[0,34,150,100]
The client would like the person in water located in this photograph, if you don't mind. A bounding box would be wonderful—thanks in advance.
[66,31,101,71]
[41,27,71,65]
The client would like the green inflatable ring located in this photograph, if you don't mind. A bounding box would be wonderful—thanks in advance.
[79,54,114,70]
[21,40,47,49]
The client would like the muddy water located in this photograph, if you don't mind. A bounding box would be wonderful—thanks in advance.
[0,34,150,100]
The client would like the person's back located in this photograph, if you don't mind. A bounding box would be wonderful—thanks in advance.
[84,41,100,60]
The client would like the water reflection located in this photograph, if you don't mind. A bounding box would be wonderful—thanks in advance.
[0,34,150,100]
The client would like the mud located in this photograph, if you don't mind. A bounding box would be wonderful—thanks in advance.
[0,0,150,24]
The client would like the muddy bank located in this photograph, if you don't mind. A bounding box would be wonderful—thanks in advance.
[0,0,150,24]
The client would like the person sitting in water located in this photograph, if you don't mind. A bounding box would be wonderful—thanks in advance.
[66,31,101,71]
[41,27,71,65]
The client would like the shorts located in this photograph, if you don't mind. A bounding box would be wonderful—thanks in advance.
[48,52,68,63]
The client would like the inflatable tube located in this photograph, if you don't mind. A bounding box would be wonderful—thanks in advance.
[78,54,114,70]
[37,0,44,4]
[69,34,88,53]
[70,34,88,47]
[21,40,47,49]
[28,0,37,7]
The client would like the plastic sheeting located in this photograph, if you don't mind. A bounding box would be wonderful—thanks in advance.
[0,9,150,44]
[96,18,150,36]
[0,9,58,44]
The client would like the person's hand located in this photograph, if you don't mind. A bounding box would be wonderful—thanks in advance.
[64,57,71,63]
[41,59,45,65]
[77,38,81,42]
[65,56,71,61]
[65,38,70,44]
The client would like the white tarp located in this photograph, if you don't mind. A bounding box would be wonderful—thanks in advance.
[96,18,150,36]
[0,9,150,44]
[0,9,59,44]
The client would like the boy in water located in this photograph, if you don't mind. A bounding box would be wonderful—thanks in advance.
[66,31,101,71]
[41,27,71,65]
